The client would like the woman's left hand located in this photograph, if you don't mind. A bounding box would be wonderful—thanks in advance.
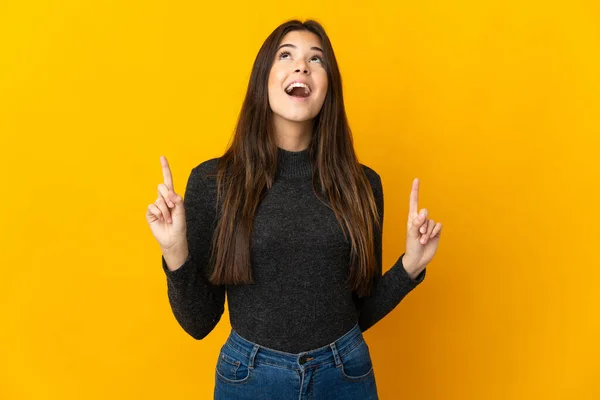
[403,178,442,278]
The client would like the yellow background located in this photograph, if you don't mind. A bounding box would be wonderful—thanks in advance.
[1,0,599,398]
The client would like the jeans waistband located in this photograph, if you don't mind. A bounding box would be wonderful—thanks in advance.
[224,323,365,370]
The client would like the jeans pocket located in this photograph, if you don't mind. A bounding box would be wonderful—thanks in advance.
[215,343,252,384]
[339,338,374,382]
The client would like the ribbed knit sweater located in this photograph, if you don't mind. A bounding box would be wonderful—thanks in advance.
[161,147,426,353]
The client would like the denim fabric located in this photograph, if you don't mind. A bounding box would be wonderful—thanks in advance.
[214,323,378,399]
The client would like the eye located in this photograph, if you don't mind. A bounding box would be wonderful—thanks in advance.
[278,50,292,59]
[278,50,323,64]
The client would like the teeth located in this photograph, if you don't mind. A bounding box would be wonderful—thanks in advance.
[285,82,311,95]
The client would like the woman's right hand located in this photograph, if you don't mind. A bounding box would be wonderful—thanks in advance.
[146,155,187,251]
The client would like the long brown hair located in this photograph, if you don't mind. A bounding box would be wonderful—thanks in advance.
[207,19,381,297]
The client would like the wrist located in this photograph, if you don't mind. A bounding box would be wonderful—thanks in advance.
[402,253,421,280]
[160,235,188,254]
[162,242,189,272]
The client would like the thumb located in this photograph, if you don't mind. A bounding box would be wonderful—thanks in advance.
[408,210,427,239]
[170,194,185,218]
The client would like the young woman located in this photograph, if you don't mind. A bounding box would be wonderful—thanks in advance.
[146,19,442,400]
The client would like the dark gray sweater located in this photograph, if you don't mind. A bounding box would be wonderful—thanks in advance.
[161,147,426,353]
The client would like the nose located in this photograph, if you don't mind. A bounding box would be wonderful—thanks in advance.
[294,60,310,75]
[294,67,310,76]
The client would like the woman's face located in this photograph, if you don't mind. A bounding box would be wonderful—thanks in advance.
[267,30,328,126]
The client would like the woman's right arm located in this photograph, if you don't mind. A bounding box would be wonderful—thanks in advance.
[147,158,225,340]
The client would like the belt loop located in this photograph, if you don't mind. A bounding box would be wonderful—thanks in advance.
[249,344,259,369]
[330,342,342,367]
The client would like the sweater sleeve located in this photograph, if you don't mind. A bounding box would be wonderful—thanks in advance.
[161,165,225,340]
[354,171,426,332]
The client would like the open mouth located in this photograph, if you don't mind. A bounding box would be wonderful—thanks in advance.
[285,82,312,98]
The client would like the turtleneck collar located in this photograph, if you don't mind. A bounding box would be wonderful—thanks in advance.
[277,146,313,178]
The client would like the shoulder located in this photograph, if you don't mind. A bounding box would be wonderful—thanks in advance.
[193,157,220,176]
[182,157,222,195]
[188,157,221,183]
[360,163,384,215]
[360,163,382,193]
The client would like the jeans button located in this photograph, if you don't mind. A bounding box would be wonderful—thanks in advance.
[299,356,307,365]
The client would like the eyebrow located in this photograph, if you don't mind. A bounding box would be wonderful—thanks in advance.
[277,43,324,53]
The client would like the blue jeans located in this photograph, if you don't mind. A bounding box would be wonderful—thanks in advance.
[214,323,378,399]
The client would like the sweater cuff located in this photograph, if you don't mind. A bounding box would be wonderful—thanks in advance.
[399,253,427,284]
[161,253,193,282]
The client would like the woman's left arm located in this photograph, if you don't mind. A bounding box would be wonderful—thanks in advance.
[354,171,442,332]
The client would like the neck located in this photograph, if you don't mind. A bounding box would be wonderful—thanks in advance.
[273,115,313,151]
[276,146,312,178]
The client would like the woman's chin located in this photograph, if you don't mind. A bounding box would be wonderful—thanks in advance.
[273,112,317,124]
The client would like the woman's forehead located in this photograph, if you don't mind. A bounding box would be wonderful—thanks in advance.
[279,31,322,48]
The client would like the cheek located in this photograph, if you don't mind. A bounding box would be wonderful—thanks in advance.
[267,69,286,111]
[267,74,277,96]
[268,68,285,91]
[316,73,328,100]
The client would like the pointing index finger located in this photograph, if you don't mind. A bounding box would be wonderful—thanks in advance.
[409,177,419,216]
[160,155,174,191]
